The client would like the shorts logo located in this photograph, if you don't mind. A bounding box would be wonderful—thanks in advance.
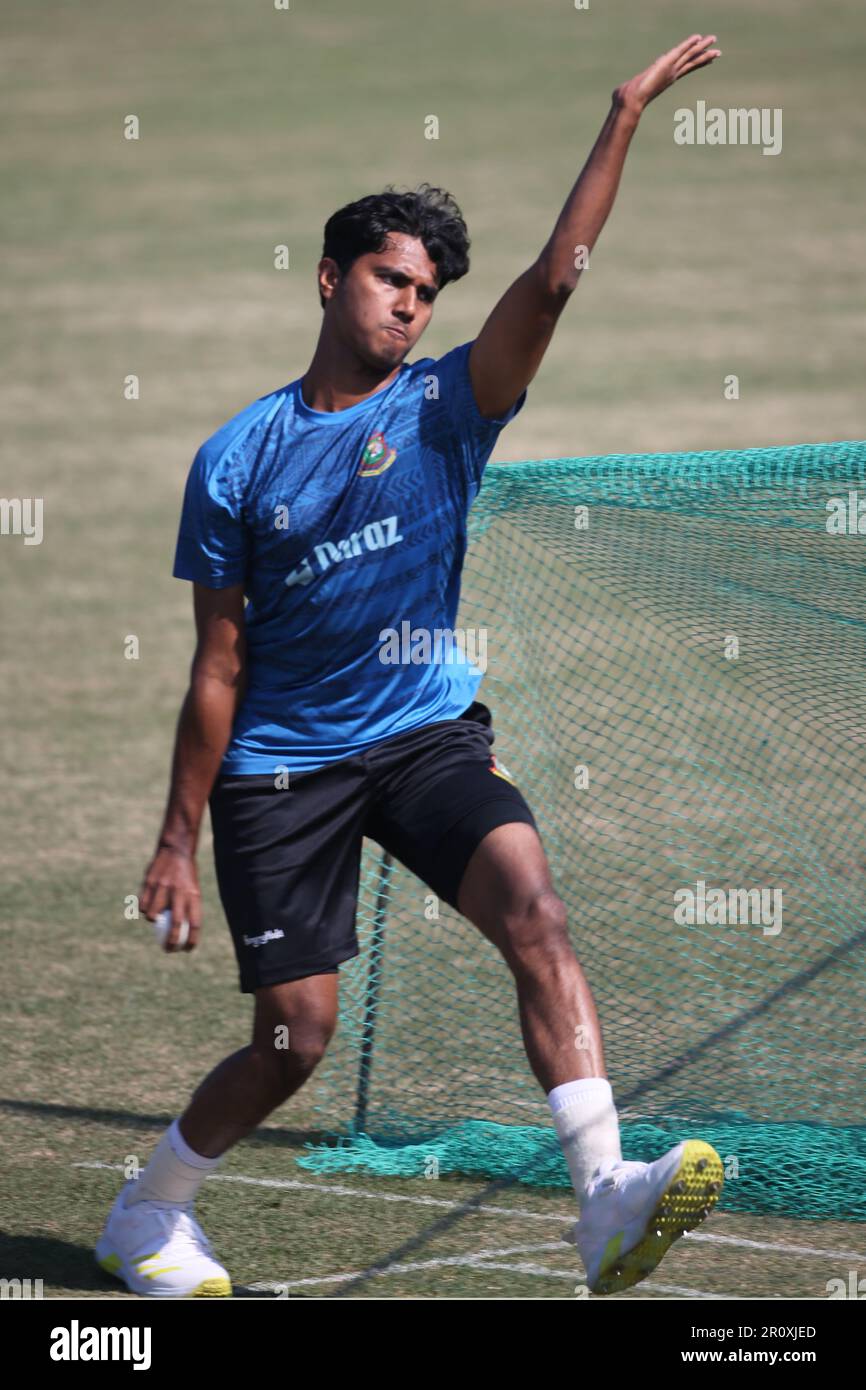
[489,754,516,785]
[358,430,398,476]
[242,928,285,948]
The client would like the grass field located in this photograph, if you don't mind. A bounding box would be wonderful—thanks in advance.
[2,0,865,1300]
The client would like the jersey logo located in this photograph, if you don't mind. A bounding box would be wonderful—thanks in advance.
[359,430,398,476]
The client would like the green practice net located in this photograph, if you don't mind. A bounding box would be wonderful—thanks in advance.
[300,439,866,1222]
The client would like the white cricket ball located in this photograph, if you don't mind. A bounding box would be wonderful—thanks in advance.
[153,909,190,948]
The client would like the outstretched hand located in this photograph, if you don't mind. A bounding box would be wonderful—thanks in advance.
[614,34,722,117]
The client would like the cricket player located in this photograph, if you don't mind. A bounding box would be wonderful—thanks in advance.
[98,34,724,1297]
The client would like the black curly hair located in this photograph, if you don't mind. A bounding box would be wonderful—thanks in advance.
[318,183,470,308]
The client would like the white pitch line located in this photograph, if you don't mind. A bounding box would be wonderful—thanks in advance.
[75,1161,561,1221]
[248,1250,729,1300]
[684,1229,866,1261]
[74,1162,866,1263]
[451,1263,732,1298]
[246,1243,570,1291]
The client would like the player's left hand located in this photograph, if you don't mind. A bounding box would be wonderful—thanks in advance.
[613,34,722,117]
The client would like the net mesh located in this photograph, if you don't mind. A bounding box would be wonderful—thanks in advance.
[301,439,866,1221]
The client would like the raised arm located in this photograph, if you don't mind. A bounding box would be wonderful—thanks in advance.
[139,581,247,952]
[468,33,722,419]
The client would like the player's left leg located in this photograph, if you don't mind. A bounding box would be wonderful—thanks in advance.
[449,816,628,1226]
[364,704,624,1205]
[454,818,606,1090]
[364,703,723,1294]
[453,817,724,1294]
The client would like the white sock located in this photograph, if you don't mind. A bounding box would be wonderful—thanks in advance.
[124,1118,222,1207]
[548,1077,623,1209]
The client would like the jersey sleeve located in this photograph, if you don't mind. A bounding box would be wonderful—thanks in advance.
[172,439,250,589]
[429,339,527,489]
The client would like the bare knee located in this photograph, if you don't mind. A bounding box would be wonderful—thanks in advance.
[498,888,574,974]
[251,976,338,1095]
[250,1020,335,1098]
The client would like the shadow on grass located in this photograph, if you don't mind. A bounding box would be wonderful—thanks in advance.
[0,1097,328,1148]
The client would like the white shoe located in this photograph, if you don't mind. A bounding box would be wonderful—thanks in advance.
[565,1139,723,1295]
[95,1181,232,1297]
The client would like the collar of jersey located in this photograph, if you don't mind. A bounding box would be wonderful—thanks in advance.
[292,363,408,424]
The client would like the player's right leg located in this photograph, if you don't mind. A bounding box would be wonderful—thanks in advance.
[95,976,338,1297]
[179,975,339,1156]
[96,757,372,1297]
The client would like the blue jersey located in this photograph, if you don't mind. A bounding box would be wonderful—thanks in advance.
[172,340,527,775]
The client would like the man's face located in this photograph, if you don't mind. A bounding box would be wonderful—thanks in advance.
[320,233,440,369]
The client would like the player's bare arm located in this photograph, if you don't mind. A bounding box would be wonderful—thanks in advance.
[98,38,736,1291]
[138,582,247,953]
[468,33,722,420]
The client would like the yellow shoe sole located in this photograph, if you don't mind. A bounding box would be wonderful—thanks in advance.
[190,1277,232,1297]
[97,1252,232,1297]
[593,1139,724,1296]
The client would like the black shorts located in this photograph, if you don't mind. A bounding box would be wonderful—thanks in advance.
[208,701,537,992]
